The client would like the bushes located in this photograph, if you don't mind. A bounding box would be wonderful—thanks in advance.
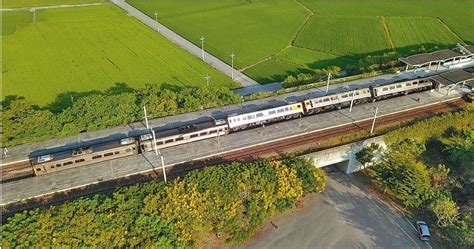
[365,108,473,247]
[2,157,326,247]
[2,84,240,147]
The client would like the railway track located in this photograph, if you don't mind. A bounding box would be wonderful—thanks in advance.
[1,98,466,218]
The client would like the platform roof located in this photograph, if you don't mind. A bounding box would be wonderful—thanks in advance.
[458,44,474,55]
[399,49,464,66]
[430,69,474,87]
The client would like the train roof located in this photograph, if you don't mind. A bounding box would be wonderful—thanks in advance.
[143,121,223,141]
[31,139,134,166]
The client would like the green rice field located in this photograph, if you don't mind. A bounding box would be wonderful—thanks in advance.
[294,16,391,58]
[2,4,238,106]
[129,0,473,83]
[385,17,463,55]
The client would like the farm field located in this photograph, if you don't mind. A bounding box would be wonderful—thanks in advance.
[128,0,474,83]
[2,0,106,8]
[2,4,238,106]
[243,59,311,84]
[127,0,308,68]
[275,47,356,70]
[385,17,462,55]
[294,16,391,59]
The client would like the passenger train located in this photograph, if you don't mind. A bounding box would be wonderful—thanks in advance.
[1,75,445,180]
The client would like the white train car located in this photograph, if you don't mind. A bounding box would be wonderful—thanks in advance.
[140,120,228,152]
[372,78,432,100]
[303,88,372,114]
[227,103,304,130]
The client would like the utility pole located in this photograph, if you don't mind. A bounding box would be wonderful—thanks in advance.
[151,129,167,183]
[205,74,211,87]
[349,89,356,113]
[143,106,149,129]
[3,148,8,158]
[230,52,235,80]
[70,95,74,104]
[370,107,378,135]
[154,12,158,21]
[200,36,205,60]
[240,96,244,109]
[326,72,331,94]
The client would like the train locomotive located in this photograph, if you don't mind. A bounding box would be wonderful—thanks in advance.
[2,76,439,181]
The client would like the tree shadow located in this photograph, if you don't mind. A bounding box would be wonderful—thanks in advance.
[258,43,457,84]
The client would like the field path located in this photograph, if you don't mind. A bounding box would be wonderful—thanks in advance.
[111,0,259,87]
[0,2,104,11]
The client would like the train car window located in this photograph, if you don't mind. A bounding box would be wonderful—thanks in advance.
[114,151,120,155]
[190,134,199,138]
[383,87,388,91]
[56,164,61,167]
[341,94,348,98]
[229,119,232,123]
[256,113,264,117]
[165,139,174,143]
[277,108,284,113]
[413,82,418,85]
[286,107,291,111]
[406,83,412,86]
[318,99,323,103]
[210,130,217,134]
[396,84,402,88]
[92,155,102,159]
[389,86,395,90]
[356,92,360,95]
[75,159,85,163]
[51,166,55,169]
[63,161,73,166]
[242,116,247,120]
[104,152,114,157]
[269,110,276,115]
[176,137,184,141]
[200,132,207,136]
[297,104,301,108]
[218,129,223,132]
[323,98,330,102]
[35,168,42,172]
[157,141,164,145]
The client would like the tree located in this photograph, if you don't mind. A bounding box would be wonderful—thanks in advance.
[428,196,460,227]
[356,143,382,166]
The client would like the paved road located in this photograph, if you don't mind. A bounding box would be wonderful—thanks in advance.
[111,0,258,87]
[244,170,431,249]
[0,2,104,11]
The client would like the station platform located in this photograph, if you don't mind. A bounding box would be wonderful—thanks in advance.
[1,86,469,205]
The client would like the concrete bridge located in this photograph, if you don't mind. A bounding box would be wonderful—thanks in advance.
[303,136,386,174]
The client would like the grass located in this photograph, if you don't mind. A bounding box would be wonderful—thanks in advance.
[295,16,391,59]
[127,0,308,69]
[276,46,356,69]
[2,4,238,106]
[1,11,33,35]
[126,0,473,83]
[2,0,106,8]
[385,17,463,55]
[243,59,311,84]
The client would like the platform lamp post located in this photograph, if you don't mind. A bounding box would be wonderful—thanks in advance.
[230,52,235,80]
[200,36,205,60]
[370,106,379,135]
[325,72,331,94]
[349,89,356,113]
[143,106,167,183]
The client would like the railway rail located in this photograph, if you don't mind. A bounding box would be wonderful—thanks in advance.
[1,98,466,218]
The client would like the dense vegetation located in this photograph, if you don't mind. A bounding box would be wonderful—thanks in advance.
[3,83,239,147]
[359,105,474,247]
[2,4,238,105]
[1,157,327,247]
[128,0,472,83]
